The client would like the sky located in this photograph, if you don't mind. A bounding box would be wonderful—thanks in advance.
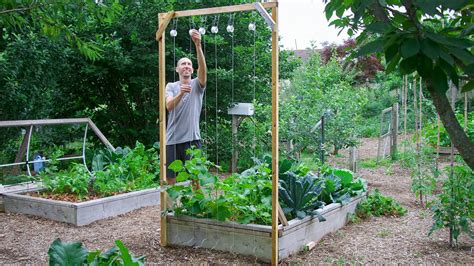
[278,0,349,50]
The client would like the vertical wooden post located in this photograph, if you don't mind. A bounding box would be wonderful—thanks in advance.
[413,77,418,145]
[321,115,325,164]
[10,126,32,175]
[391,103,399,160]
[271,3,279,265]
[403,75,408,141]
[419,78,423,143]
[349,146,357,172]
[436,114,440,172]
[158,12,168,247]
[376,108,384,162]
[230,115,240,173]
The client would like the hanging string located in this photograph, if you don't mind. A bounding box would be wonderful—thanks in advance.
[229,14,235,104]
[227,13,236,175]
[252,17,257,161]
[172,18,178,82]
[213,15,220,175]
[250,14,258,262]
[201,16,208,156]
[189,17,196,55]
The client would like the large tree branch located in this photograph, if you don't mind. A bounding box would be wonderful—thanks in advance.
[427,83,474,169]
[0,7,34,15]
[401,0,424,33]
[0,2,39,16]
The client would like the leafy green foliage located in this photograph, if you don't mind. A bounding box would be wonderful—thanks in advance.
[325,0,473,92]
[48,238,88,266]
[355,189,407,219]
[422,111,474,147]
[279,172,326,220]
[167,149,272,225]
[429,164,474,247]
[1,0,123,61]
[398,142,439,204]
[1,1,299,162]
[167,149,365,225]
[319,166,367,205]
[48,238,145,266]
[41,163,91,199]
[40,142,159,198]
[280,51,368,157]
[0,174,34,185]
[323,0,474,169]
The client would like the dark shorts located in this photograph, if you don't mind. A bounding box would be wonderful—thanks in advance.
[166,140,202,179]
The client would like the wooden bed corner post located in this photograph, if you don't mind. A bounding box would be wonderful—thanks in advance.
[158,12,168,247]
[271,1,279,265]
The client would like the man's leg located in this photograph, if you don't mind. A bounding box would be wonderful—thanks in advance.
[165,144,177,185]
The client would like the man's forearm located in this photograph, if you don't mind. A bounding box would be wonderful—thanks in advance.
[195,43,207,85]
[166,94,183,111]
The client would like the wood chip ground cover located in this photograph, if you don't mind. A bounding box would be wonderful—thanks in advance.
[0,138,472,264]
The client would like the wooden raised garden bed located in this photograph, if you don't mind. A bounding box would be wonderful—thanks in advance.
[166,193,365,262]
[2,187,160,226]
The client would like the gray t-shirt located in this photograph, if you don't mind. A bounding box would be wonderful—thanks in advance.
[165,78,205,145]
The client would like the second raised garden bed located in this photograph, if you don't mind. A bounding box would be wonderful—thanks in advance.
[2,187,160,226]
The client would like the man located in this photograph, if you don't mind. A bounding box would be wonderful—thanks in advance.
[165,29,207,185]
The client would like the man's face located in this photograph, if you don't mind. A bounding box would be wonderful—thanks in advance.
[176,58,193,78]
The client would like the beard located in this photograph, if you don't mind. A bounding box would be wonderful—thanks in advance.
[181,72,192,79]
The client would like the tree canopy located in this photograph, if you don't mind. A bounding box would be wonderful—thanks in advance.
[324,0,474,168]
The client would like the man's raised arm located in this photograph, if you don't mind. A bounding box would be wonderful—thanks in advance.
[191,30,207,87]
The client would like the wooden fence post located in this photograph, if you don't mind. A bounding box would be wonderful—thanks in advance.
[391,103,399,160]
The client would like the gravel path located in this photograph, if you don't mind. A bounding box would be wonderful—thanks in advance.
[1,138,472,264]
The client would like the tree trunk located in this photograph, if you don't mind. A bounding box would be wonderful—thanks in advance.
[427,85,474,169]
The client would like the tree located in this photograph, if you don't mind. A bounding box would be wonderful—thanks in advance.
[280,51,367,158]
[323,0,474,168]
[1,0,123,60]
[0,0,299,166]
[321,39,384,83]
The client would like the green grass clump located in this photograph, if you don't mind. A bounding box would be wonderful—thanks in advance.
[359,158,391,168]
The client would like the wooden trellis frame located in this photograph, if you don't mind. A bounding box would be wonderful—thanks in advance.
[156,2,281,264]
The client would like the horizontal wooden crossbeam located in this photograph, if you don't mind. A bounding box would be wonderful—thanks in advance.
[159,2,277,18]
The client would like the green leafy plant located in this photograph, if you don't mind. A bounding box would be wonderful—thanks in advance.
[355,189,407,220]
[167,149,367,225]
[422,111,474,147]
[429,164,474,247]
[399,142,438,206]
[41,163,91,199]
[167,148,273,225]
[39,142,159,199]
[48,238,145,266]
[279,172,326,220]
[319,166,367,205]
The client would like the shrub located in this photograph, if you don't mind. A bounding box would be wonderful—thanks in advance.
[355,189,407,219]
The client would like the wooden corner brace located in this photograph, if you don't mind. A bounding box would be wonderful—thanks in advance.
[254,2,275,31]
[156,11,175,41]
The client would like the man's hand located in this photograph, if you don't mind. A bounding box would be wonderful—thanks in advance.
[190,29,201,46]
[179,84,192,95]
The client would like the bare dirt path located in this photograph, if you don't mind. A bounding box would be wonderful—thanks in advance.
[0,138,472,264]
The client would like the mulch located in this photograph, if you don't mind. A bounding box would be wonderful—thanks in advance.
[0,138,472,264]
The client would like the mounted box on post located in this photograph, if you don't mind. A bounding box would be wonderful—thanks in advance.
[227,103,254,116]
